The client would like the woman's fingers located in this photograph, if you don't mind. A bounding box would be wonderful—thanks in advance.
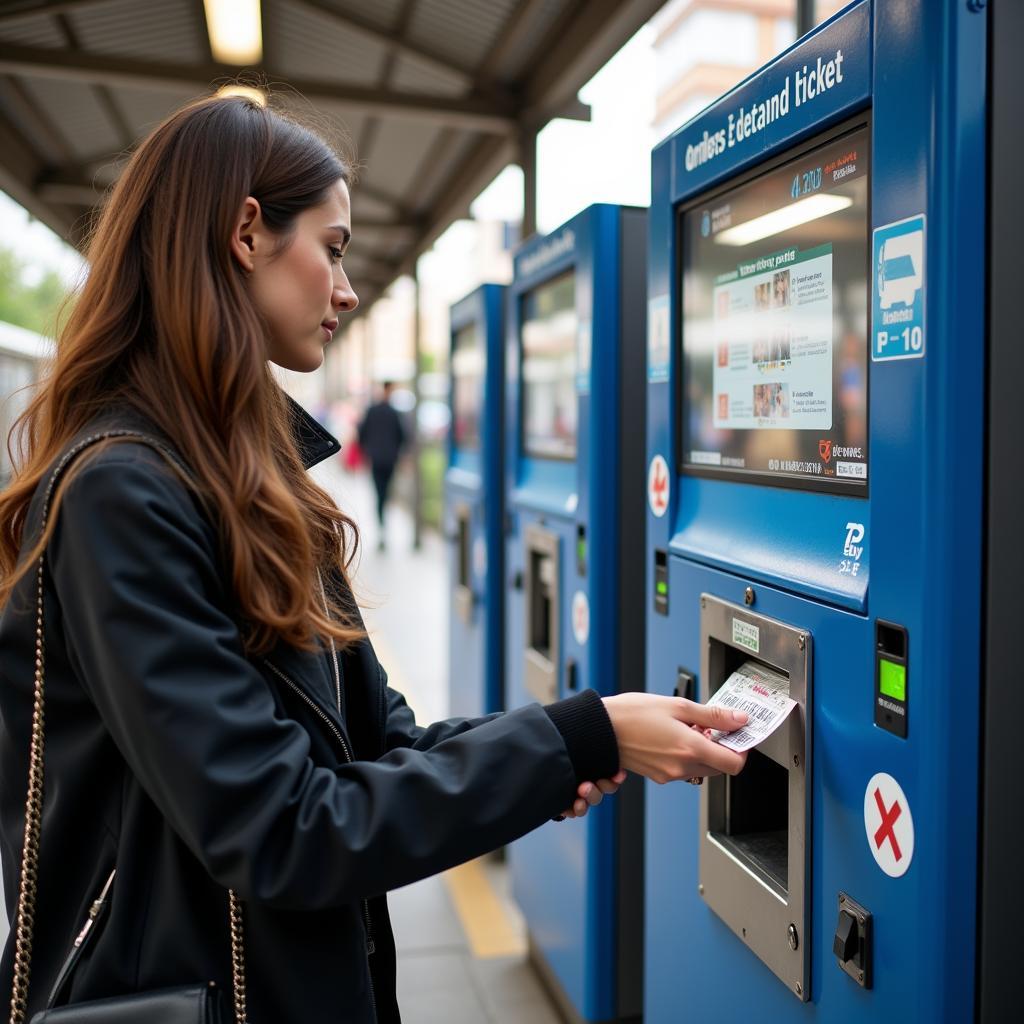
[675,698,748,733]
[688,731,747,775]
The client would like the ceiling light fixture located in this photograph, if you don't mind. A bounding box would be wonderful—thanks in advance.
[204,0,263,66]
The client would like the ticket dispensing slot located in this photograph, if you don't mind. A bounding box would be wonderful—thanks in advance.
[524,524,560,704]
[454,504,473,625]
[699,594,812,1001]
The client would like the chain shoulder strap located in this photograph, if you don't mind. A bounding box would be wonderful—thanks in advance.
[8,431,248,1024]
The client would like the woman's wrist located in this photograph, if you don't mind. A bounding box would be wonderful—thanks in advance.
[543,689,619,782]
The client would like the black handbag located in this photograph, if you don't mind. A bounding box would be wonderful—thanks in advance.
[7,431,249,1024]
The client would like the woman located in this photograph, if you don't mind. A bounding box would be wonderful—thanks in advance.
[0,96,747,1022]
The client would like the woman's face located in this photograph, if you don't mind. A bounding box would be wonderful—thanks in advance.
[234,179,358,372]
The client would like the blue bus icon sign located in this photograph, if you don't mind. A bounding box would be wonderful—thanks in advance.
[873,215,926,360]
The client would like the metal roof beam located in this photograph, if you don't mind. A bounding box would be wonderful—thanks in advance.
[287,0,477,89]
[0,42,517,133]
[0,0,105,27]
[0,105,75,238]
[521,0,665,126]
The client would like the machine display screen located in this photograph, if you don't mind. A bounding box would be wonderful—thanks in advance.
[680,123,870,491]
[521,270,577,460]
[451,321,483,450]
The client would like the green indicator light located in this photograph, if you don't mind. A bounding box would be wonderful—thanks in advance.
[577,542,586,559]
[656,581,668,596]
[879,659,906,701]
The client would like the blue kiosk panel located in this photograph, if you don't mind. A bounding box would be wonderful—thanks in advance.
[505,204,646,1024]
[444,284,505,719]
[646,2,985,1021]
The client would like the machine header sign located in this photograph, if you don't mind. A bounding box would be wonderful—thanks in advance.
[672,1,869,197]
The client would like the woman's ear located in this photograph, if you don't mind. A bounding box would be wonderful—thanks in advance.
[230,196,264,273]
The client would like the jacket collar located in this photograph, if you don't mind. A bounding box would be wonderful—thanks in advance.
[85,390,341,473]
[283,392,341,470]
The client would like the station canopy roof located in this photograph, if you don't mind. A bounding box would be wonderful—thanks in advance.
[0,0,663,314]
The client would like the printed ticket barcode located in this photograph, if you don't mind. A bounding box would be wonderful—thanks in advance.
[706,660,797,753]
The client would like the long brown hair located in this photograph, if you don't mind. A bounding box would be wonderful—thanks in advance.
[0,95,364,656]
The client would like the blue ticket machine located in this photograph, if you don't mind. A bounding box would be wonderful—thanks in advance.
[505,204,647,1023]
[645,2,990,1020]
[444,284,506,719]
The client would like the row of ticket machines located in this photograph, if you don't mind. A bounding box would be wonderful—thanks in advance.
[443,3,1013,1022]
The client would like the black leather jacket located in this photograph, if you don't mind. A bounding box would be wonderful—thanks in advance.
[0,398,617,1022]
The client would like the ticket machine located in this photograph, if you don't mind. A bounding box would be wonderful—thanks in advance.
[505,204,646,1023]
[445,284,505,718]
[645,2,992,1020]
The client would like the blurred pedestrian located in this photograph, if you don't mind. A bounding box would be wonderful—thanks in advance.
[358,381,406,549]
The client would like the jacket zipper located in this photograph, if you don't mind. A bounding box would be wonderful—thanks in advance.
[263,659,376,956]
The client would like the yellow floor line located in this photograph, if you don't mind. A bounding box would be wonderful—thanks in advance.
[443,858,527,960]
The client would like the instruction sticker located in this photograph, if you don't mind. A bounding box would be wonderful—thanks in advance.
[731,617,760,653]
[707,660,797,753]
[648,294,670,382]
[872,215,925,361]
[572,590,590,646]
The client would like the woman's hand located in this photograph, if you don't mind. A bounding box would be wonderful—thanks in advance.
[559,769,628,819]
[602,693,749,784]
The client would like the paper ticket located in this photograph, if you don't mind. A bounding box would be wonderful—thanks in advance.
[707,660,797,753]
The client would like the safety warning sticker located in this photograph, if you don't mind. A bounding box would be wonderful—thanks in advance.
[707,660,796,753]
[864,772,914,877]
[572,590,590,646]
[648,454,670,518]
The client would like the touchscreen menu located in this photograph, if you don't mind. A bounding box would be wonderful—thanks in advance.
[521,271,577,460]
[452,321,483,450]
[680,124,869,491]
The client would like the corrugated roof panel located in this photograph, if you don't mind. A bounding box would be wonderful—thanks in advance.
[406,0,517,70]
[20,76,123,159]
[0,12,66,48]
[271,93,364,164]
[389,54,466,98]
[68,0,204,65]
[489,0,572,80]
[107,84,208,141]
[271,1,387,86]
[419,129,479,210]
[349,192,396,222]
[315,0,406,34]
[359,117,437,200]
[0,76,64,164]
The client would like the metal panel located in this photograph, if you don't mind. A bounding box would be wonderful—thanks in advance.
[699,595,812,1002]
[407,0,517,71]
[979,1,1021,1019]
[0,76,64,164]
[271,0,387,86]
[327,0,406,34]
[68,0,203,65]
[390,53,466,98]
[359,116,439,199]
[486,0,570,80]
[20,75,122,159]
[0,13,66,48]
[106,83,206,140]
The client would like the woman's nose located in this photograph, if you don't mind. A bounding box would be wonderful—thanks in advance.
[334,272,359,313]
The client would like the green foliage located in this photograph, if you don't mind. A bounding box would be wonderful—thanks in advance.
[0,244,71,337]
[418,441,445,529]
